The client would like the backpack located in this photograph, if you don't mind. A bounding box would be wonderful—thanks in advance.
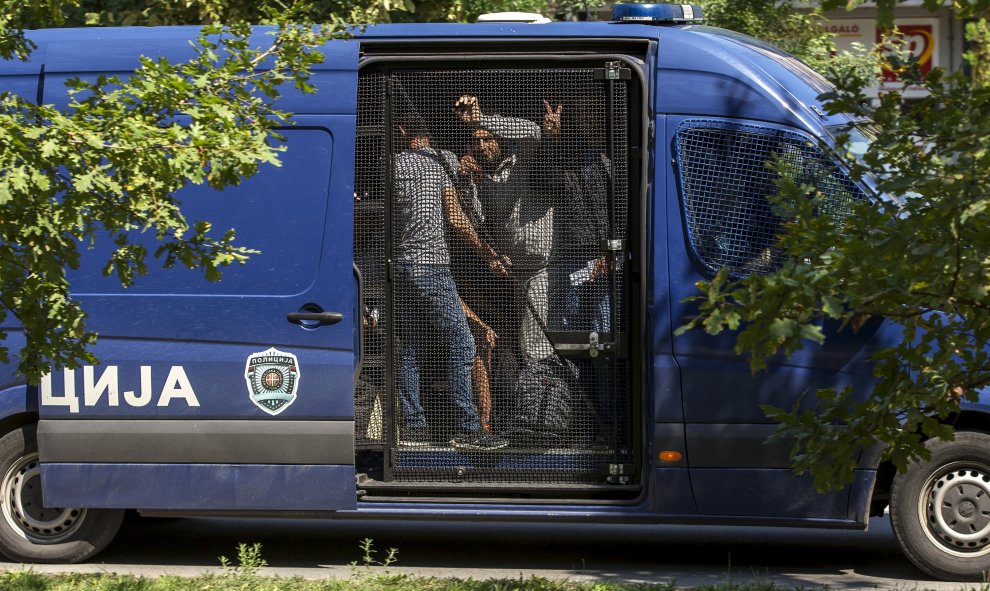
[506,357,585,447]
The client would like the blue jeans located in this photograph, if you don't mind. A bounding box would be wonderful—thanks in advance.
[394,263,480,433]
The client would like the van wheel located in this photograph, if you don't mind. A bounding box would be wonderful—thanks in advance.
[890,431,990,580]
[0,425,124,563]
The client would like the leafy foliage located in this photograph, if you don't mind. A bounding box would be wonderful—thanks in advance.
[699,0,830,61]
[0,4,343,379]
[698,0,878,84]
[0,0,67,59]
[219,542,269,578]
[820,0,990,27]
[680,17,990,490]
[43,0,604,26]
[59,0,413,26]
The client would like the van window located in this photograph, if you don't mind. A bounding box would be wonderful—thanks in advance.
[674,119,863,277]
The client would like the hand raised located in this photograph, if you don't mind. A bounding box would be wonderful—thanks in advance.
[542,99,563,136]
[454,95,482,124]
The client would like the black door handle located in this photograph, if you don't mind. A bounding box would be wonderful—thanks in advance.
[287,311,344,326]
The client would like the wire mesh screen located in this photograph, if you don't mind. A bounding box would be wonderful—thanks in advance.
[675,120,863,277]
[355,71,388,445]
[354,65,632,484]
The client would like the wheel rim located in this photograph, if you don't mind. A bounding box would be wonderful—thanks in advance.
[920,463,990,557]
[1,452,86,544]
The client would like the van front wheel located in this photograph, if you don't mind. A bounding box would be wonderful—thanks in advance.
[0,425,124,563]
[890,431,990,580]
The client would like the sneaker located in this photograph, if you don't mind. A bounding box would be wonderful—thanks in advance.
[449,430,509,451]
[399,426,431,447]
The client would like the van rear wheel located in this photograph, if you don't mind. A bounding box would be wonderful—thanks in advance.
[0,425,124,563]
[890,431,990,580]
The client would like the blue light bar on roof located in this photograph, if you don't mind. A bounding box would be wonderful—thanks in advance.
[611,3,704,24]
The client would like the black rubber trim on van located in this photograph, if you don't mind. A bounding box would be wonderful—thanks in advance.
[38,419,354,464]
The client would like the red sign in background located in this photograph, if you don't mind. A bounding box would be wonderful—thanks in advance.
[878,24,936,82]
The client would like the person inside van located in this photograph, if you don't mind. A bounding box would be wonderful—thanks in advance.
[534,95,615,447]
[392,113,509,451]
[537,96,611,335]
[454,95,554,362]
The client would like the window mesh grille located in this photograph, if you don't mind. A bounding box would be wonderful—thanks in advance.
[674,120,863,277]
[354,65,634,485]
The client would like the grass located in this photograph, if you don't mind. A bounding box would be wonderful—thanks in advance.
[0,570,830,591]
[0,542,977,591]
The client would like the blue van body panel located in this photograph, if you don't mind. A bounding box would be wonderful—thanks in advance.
[652,116,683,424]
[0,40,44,102]
[652,467,697,515]
[18,29,361,512]
[28,26,359,114]
[0,69,42,102]
[41,463,356,510]
[44,125,355,421]
[656,26,835,134]
[0,332,32,424]
[961,390,990,415]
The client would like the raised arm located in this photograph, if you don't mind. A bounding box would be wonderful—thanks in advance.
[454,95,541,141]
[478,113,541,141]
[532,99,566,198]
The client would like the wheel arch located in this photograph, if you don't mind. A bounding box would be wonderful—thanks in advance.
[0,383,38,440]
[869,412,990,517]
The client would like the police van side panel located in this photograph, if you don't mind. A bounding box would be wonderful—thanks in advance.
[658,27,888,524]
[26,30,361,516]
[0,25,884,535]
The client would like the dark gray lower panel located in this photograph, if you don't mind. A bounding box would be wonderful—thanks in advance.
[38,419,354,464]
[686,423,789,468]
[690,467,856,519]
[41,463,357,510]
[686,423,878,469]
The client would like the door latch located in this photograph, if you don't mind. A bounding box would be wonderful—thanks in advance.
[589,331,603,358]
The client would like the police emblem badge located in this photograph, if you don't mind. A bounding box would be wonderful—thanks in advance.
[244,347,299,415]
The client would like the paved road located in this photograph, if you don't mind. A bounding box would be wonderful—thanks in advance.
[0,513,972,589]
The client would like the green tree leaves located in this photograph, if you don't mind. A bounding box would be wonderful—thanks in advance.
[682,20,990,490]
[0,9,344,379]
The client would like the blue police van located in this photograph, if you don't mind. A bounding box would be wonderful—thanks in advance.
[1,2,987,581]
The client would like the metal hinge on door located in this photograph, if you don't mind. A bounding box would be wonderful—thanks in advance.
[594,61,631,81]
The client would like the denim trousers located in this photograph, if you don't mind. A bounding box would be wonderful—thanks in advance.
[394,262,480,433]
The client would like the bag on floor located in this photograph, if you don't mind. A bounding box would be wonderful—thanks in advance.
[506,357,580,447]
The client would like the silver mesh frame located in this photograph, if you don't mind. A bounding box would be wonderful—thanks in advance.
[354,63,635,485]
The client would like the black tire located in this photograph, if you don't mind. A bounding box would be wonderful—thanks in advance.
[0,425,124,563]
[890,431,990,581]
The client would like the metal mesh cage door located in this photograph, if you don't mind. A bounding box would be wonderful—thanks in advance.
[354,70,388,447]
[358,63,633,486]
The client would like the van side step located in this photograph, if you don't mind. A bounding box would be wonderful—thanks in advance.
[357,475,641,502]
